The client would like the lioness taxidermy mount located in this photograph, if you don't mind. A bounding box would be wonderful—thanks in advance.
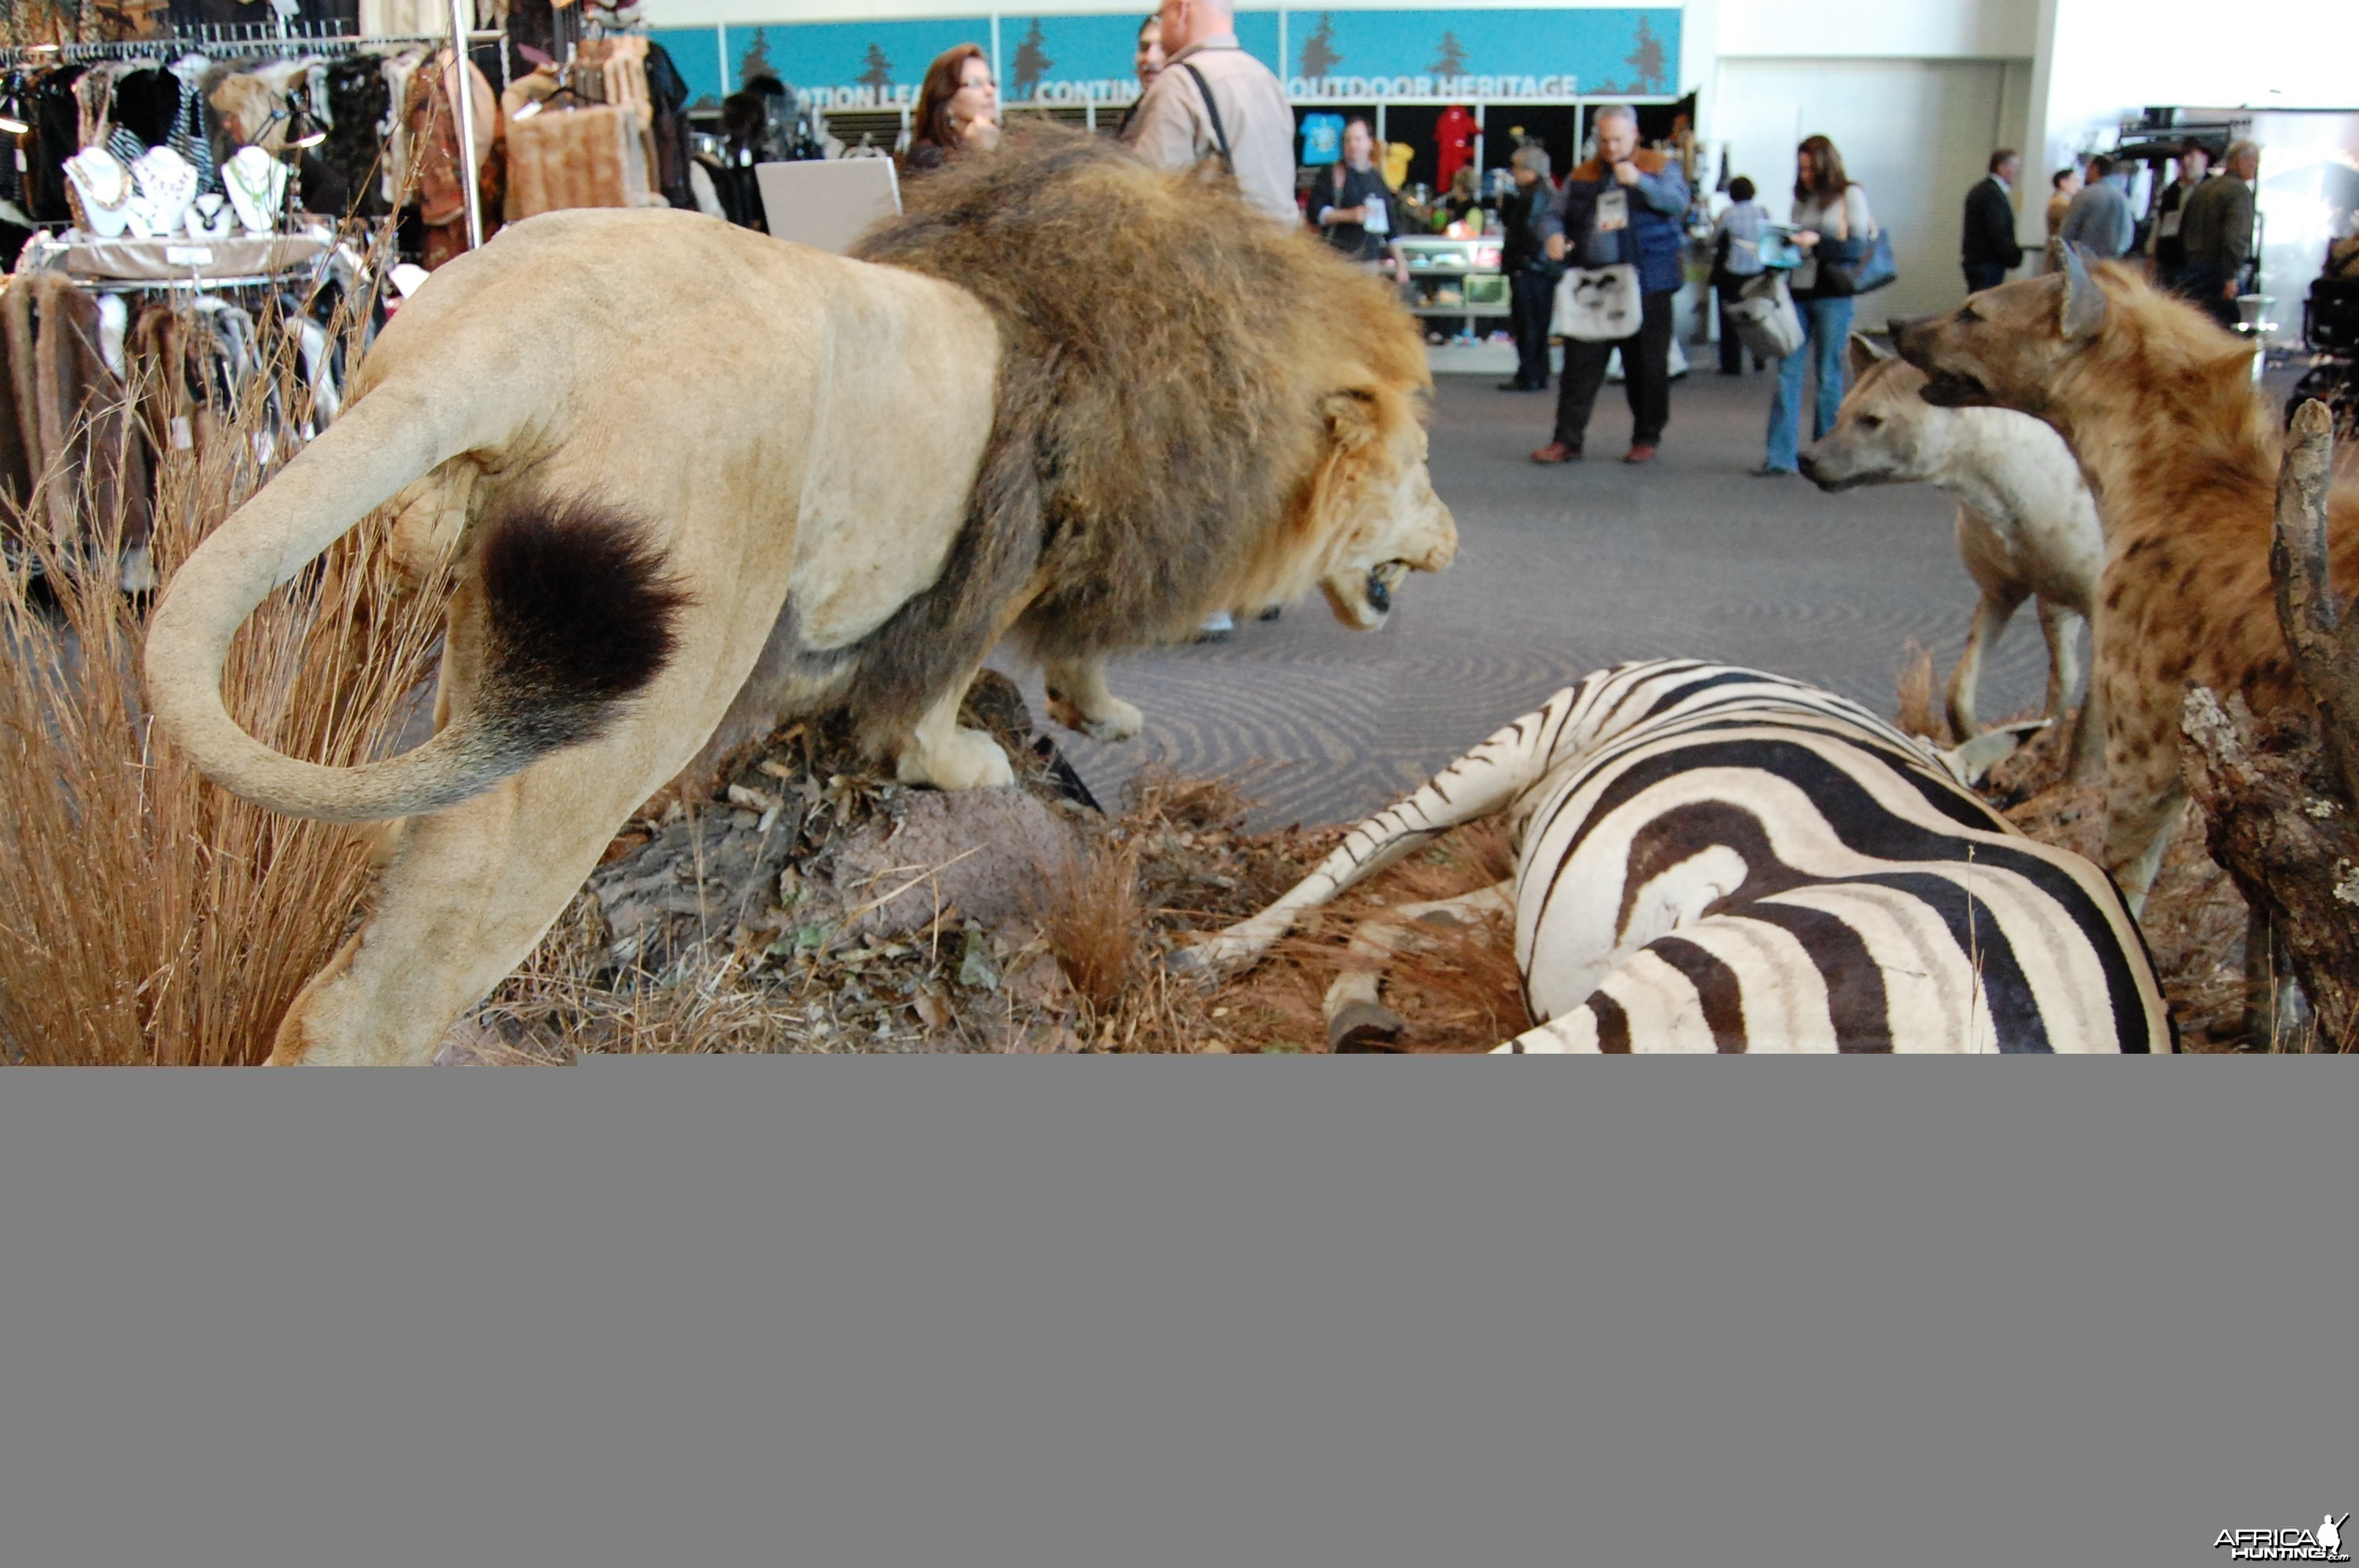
[144,130,1458,1062]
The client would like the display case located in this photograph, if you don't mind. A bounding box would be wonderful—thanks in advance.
[1394,235,1510,319]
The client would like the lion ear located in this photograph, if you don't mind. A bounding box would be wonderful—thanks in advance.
[1321,388,1380,450]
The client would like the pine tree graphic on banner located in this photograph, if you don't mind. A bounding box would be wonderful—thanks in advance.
[1623,16,1666,93]
[1011,19,1053,100]
[860,42,895,89]
[1429,31,1468,77]
[1299,13,1342,80]
[738,30,776,87]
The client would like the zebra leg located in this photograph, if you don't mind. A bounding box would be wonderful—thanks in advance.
[1180,700,1566,977]
[1323,880,1514,1051]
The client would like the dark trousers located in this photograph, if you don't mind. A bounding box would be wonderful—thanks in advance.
[1508,268,1555,387]
[1554,288,1674,450]
[1714,277,1757,372]
[2179,262,2241,330]
[1962,260,2008,295]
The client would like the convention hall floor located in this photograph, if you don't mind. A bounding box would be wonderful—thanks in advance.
[998,368,2057,830]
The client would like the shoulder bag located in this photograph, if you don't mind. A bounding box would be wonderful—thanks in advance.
[1725,269,1805,359]
[1814,191,1898,296]
[1550,262,1641,341]
[1176,60,1233,174]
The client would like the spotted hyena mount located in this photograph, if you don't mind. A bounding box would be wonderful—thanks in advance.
[1897,243,2359,911]
[1801,336,2104,778]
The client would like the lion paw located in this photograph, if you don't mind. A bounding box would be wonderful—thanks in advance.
[1046,690,1143,743]
[899,725,1015,791]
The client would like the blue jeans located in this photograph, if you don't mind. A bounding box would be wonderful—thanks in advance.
[1765,294,1855,471]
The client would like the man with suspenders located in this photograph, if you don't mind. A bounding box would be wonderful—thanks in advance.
[1122,0,1302,638]
[1122,0,1299,229]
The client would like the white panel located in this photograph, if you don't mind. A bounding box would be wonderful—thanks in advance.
[1717,0,2037,60]
[1717,57,2012,328]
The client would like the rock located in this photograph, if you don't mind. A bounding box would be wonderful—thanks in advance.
[831,787,1086,940]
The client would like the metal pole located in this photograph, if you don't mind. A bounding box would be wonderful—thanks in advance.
[447,0,484,252]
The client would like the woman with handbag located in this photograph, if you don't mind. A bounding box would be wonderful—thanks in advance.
[1759,134,1876,476]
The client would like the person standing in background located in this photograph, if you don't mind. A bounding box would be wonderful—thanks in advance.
[905,45,998,174]
[1758,133,1874,477]
[2045,165,2081,248]
[1961,148,2024,294]
[1710,175,1769,375]
[1528,103,1690,466]
[1125,0,1298,639]
[2059,152,2135,259]
[1114,14,1165,137]
[1315,117,1391,262]
[1498,143,1557,392]
[2149,140,2210,293]
[1123,0,1296,227]
[2179,140,2261,330]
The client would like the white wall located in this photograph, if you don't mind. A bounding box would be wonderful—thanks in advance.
[2028,0,2359,183]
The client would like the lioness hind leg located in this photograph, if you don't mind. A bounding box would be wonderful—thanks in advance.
[1042,654,1143,743]
[896,668,1015,790]
[271,701,735,1063]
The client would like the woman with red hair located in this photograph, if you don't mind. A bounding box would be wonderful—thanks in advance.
[907,45,1000,173]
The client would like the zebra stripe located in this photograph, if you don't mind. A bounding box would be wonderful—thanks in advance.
[1187,660,2172,1054]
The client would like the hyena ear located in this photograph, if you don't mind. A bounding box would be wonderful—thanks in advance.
[2058,242,2109,343]
[1321,387,1380,450]
[1847,332,1892,381]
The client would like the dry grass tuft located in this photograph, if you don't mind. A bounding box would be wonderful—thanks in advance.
[0,260,444,1063]
[1036,838,1145,1014]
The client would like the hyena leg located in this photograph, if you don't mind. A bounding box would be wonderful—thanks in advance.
[1324,880,1514,1051]
[1182,698,1568,976]
[1041,652,1143,743]
[1946,585,2024,740]
[2099,677,2186,914]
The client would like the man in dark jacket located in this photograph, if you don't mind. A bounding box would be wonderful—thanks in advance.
[1530,104,1690,465]
[1961,148,2024,295]
[1496,142,1556,391]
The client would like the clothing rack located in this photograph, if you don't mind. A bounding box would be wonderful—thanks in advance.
[0,26,506,66]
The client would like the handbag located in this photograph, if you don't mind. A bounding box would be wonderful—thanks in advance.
[1550,262,1641,342]
[1725,270,1805,359]
[1819,226,1898,296]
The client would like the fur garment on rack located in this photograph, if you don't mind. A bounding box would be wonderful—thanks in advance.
[504,103,650,221]
[0,274,151,557]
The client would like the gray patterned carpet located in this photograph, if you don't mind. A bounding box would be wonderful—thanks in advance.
[997,369,2056,830]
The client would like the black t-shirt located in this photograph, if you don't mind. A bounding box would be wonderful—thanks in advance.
[1320,162,1390,262]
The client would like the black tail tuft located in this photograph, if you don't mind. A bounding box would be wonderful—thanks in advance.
[474,496,692,757]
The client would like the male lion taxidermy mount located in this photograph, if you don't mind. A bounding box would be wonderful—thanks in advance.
[144,129,1458,1063]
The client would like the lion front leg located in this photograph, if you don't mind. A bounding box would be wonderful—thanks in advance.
[896,670,1016,790]
[1042,654,1143,743]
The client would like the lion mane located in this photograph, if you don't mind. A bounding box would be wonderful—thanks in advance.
[838,129,1429,751]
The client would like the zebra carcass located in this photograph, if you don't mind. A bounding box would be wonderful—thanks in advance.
[1181,660,2172,1053]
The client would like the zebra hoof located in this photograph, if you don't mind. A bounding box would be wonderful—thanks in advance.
[1329,1002,1409,1053]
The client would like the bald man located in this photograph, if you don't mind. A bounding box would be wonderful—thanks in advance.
[1121,0,1296,226]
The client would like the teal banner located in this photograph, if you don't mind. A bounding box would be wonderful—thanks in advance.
[659,8,1674,111]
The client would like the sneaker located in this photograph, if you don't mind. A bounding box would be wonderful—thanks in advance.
[1193,611,1235,644]
[1623,444,1658,464]
[1751,463,1798,477]
[1530,441,1583,465]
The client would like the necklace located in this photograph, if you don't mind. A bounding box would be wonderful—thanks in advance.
[222,147,287,235]
[127,146,199,240]
[187,192,238,241]
[65,148,134,238]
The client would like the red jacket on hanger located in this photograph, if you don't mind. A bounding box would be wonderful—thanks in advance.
[1435,105,1475,188]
